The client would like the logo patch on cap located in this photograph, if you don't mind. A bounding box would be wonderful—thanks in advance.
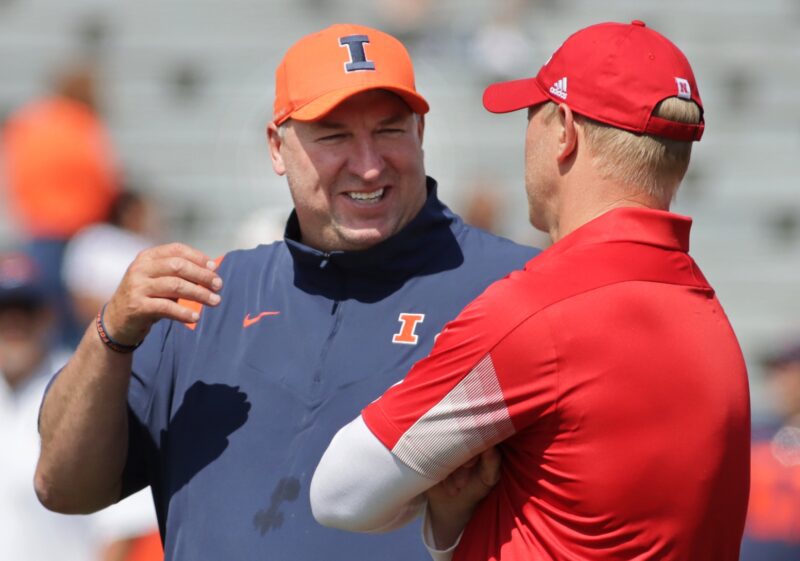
[549,77,568,100]
[675,77,692,100]
[339,35,376,73]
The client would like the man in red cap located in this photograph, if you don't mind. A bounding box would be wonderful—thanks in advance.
[312,21,750,560]
[34,24,536,561]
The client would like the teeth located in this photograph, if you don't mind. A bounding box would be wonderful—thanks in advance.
[347,188,384,202]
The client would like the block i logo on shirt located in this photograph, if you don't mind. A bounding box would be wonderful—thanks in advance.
[392,313,425,345]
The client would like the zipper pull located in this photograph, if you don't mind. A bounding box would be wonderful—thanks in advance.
[319,253,331,268]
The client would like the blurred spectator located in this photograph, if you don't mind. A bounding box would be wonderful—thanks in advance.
[63,190,159,327]
[461,182,502,235]
[469,0,539,82]
[374,0,434,46]
[0,252,158,561]
[232,205,290,250]
[1,62,118,239]
[108,189,162,239]
[740,340,800,560]
[459,178,549,249]
[1,61,119,345]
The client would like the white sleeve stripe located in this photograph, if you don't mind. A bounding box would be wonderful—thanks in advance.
[391,354,515,480]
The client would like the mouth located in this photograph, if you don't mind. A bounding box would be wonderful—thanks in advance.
[345,187,386,204]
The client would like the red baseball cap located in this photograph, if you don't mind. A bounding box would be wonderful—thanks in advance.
[273,24,429,125]
[483,20,704,141]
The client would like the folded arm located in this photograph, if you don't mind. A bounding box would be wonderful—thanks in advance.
[310,416,431,532]
[311,415,501,561]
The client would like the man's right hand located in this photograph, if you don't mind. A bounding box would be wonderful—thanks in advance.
[424,447,502,552]
[36,242,223,514]
[103,243,223,345]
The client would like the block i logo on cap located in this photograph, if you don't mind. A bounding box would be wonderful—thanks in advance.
[339,35,376,73]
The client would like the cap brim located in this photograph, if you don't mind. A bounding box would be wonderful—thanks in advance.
[483,77,549,114]
[289,85,429,123]
[0,288,45,308]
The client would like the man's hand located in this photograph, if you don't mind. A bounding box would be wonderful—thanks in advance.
[35,243,223,513]
[103,243,223,345]
[425,448,502,550]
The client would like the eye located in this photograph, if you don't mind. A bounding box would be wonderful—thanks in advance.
[378,127,405,136]
[317,133,347,143]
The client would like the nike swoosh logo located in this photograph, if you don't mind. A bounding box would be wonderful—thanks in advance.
[243,311,281,328]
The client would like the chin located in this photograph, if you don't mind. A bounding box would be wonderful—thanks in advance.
[528,209,547,233]
[338,228,391,251]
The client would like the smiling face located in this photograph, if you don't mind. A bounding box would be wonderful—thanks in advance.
[268,90,427,252]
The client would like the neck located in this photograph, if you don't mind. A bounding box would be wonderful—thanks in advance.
[548,176,670,243]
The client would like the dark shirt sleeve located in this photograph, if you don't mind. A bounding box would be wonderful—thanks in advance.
[121,318,178,498]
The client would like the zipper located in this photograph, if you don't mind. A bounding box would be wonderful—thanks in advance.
[313,259,344,384]
[314,297,344,384]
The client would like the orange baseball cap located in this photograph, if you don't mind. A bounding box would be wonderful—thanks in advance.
[272,24,429,125]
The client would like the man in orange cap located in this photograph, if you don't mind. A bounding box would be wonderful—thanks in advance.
[35,24,536,560]
[312,20,749,561]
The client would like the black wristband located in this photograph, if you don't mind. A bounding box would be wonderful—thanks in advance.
[96,304,143,354]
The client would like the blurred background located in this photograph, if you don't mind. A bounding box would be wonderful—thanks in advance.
[0,0,799,559]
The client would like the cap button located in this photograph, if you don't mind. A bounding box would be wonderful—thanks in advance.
[631,20,646,27]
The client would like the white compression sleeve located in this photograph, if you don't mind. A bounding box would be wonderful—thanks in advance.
[310,415,435,533]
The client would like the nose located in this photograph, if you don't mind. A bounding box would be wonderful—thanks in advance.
[348,136,385,182]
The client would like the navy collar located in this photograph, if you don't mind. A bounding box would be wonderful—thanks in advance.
[284,177,462,279]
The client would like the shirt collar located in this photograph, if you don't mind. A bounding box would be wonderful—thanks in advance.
[544,207,693,259]
[284,177,458,276]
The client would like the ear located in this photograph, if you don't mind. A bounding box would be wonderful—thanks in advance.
[556,104,578,163]
[416,113,425,145]
[267,122,287,176]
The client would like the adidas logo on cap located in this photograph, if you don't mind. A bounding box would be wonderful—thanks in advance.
[482,21,705,142]
[549,77,568,100]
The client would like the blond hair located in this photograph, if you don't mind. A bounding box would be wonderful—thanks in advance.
[582,99,701,200]
[540,99,702,200]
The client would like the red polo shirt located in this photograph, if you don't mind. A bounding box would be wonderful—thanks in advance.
[363,207,750,561]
